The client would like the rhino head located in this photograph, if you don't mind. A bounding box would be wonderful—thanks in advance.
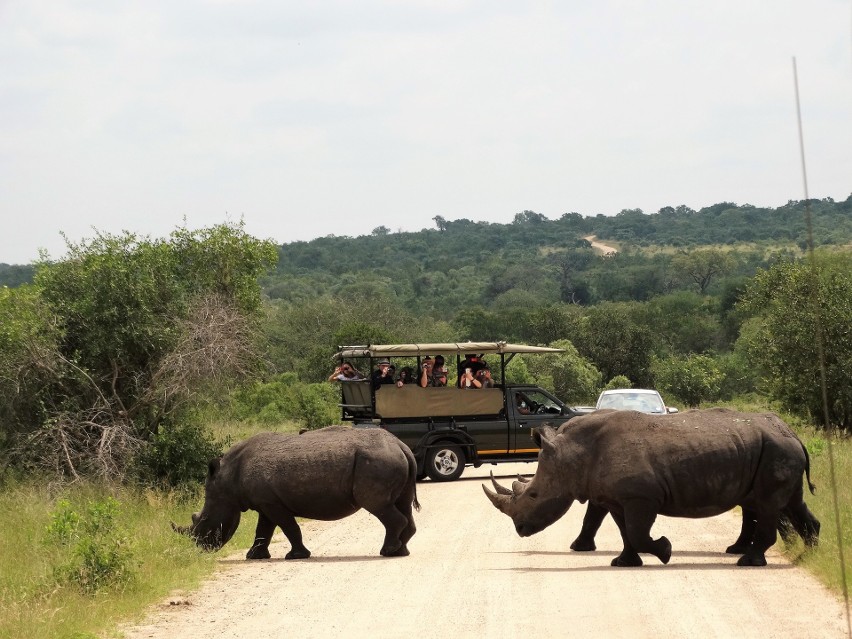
[483,425,574,537]
[171,457,242,551]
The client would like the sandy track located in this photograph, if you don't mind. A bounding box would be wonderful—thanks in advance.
[583,235,618,255]
[119,462,849,639]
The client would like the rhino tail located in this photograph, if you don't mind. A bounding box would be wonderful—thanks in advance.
[403,443,422,512]
[801,441,816,495]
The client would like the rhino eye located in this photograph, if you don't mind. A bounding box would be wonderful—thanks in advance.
[528,491,538,499]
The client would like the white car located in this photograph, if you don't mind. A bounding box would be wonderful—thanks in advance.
[595,389,678,414]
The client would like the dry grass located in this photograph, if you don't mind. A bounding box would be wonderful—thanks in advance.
[785,427,852,597]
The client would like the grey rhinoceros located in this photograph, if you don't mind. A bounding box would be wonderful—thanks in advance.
[173,425,420,559]
[484,408,819,567]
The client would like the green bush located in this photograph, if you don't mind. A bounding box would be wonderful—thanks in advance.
[603,375,633,390]
[134,421,227,488]
[227,373,339,430]
[652,354,723,408]
[297,383,340,431]
[45,497,135,594]
[521,339,602,404]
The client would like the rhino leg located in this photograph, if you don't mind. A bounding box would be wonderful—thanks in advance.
[611,501,672,567]
[737,511,777,566]
[727,508,758,554]
[278,514,311,560]
[395,494,417,550]
[570,502,608,552]
[368,504,411,557]
[609,511,642,566]
[246,512,275,560]
[783,501,820,548]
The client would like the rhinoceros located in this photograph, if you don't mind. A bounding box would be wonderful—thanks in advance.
[173,425,420,559]
[512,476,816,554]
[483,408,819,567]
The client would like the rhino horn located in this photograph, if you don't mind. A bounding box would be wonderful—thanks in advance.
[482,484,510,512]
[511,480,527,495]
[516,474,531,483]
[490,471,514,495]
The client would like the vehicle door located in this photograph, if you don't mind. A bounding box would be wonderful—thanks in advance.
[509,388,570,453]
[465,415,514,457]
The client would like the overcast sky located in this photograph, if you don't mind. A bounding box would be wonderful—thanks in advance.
[1,1,850,265]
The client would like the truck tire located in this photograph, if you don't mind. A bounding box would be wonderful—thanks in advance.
[425,443,465,482]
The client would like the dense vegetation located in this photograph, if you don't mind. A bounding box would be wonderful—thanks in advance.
[3,197,852,475]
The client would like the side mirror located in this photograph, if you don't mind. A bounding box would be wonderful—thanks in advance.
[667,407,679,414]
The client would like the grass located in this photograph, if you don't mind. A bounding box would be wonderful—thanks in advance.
[0,481,255,639]
[0,418,300,639]
[0,414,849,638]
[784,426,852,596]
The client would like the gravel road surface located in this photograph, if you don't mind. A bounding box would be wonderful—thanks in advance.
[119,462,850,639]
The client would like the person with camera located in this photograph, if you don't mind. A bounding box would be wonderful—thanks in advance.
[328,361,364,382]
[457,353,486,387]
[475,365,495,388]
[371,359,396,390]
[419,355,448,387]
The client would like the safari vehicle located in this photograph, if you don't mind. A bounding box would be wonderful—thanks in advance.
[332,342,584,482]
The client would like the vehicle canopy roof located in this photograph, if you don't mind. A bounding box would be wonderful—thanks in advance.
[333,341,564,360]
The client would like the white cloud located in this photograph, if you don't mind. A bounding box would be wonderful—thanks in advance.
[1,1,850,263]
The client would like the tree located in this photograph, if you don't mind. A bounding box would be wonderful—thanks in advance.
[433,216,448,232]
[522,339,602,404]
[736,254,852,428]
[671,249,735,294]
[652,354,722,408]
[4,222,278,478]
[0,286,63,447]
[512,210,548,225]
[643,292,724,354]
[571,302,658,387]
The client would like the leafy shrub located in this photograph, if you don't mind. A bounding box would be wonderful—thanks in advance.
[45,497,135,594]
[737,254,852,428]
[713,351,757,400]
[521,339,602,404]
[652,354,723,408]
[504,357,533,385]
[134,421,227,488]
[297,383,340,431]
[227,373,339,430]
[603,375,633,390]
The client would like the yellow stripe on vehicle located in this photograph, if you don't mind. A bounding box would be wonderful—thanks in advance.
[479,448,540,455]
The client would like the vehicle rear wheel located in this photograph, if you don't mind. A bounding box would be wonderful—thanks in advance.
[425,443,465,482]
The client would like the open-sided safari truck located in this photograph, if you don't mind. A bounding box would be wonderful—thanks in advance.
[332,342,583,481]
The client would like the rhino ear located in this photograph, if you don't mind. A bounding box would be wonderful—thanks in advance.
[533,425,558,454]
[208,457,221,478]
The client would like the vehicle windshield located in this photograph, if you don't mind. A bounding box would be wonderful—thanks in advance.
[599,392,665,413]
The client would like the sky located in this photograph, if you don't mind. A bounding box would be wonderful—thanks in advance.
[1,1,850,265]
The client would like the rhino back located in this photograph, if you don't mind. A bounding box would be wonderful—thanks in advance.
[214,427,412,520]
[559,409,806,517]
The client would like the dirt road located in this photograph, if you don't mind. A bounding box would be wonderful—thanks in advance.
[584,235,618,255]
[120,462,849,639]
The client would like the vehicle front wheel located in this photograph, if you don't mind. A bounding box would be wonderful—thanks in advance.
[425,444,465,482]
